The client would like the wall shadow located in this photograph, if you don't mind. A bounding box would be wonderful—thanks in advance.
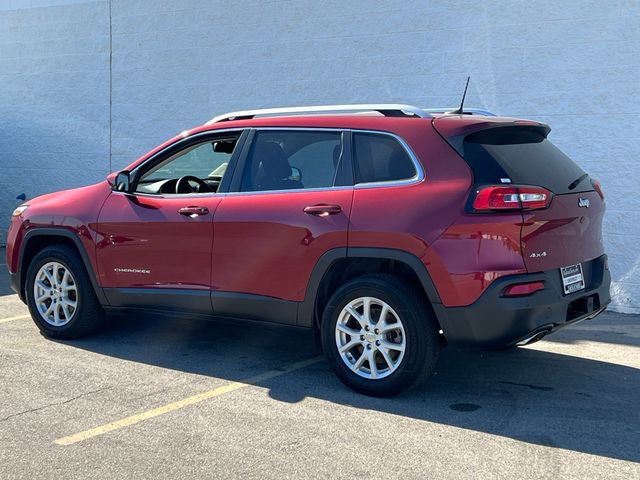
[55,310,640,463]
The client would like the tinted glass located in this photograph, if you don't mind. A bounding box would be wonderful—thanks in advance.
[463,127,589,194]
[241,130,341,192]
[142,137,238,182]
[353,132,416,184]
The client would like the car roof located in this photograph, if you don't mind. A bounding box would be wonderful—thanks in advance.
[187,110,543,136]
[124,109,545,172]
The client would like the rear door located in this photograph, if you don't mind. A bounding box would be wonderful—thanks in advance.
[457,125,605,272]
[210,128,353,325]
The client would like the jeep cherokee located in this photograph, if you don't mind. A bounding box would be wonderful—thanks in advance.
[6,104,611,396]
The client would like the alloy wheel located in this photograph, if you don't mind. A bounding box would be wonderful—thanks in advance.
[334,296,406,379]
[33,261,78,326]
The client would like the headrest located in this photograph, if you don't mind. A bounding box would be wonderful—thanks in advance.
[258,142,291,179]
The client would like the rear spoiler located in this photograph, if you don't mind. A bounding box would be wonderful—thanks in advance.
[423,108,497,116]
[432,116,550,157]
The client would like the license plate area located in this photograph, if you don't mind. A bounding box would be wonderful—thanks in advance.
[561,263,585,295]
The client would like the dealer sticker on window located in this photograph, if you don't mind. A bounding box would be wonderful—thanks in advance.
[561,264,585,295]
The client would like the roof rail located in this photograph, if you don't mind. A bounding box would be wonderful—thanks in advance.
[422,108,497,116]
[206,104,431,124]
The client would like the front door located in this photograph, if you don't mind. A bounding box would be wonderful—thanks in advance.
[96,131,244,312]
[211,128,353,324]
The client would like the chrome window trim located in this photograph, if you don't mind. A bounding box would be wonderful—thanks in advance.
[110,190,225,199]
[131,127,245,176]
[114,126,425,199]
[224,185,353,197]
[119,127,245,199]
[350,129,425,190]
[227,127,424,195]
[228,127,346,196]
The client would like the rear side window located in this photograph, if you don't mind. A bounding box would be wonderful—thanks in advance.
[240,130,342,192]
[353,132,416,184]
[463,127,589,194]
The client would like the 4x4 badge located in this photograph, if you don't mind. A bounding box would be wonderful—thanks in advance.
[578,198,590,208]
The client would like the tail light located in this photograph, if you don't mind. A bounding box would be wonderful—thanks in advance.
[472,185,552,212]
[591,178,604,200]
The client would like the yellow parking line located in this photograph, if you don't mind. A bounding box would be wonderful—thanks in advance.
[0,314,30,324]
[54,355,323,446]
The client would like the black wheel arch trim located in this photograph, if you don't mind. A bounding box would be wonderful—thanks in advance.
[17,228,108,305]
[298,247,443,328]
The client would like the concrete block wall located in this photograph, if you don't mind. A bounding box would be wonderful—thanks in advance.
[1,0,639,312]
[0,0,110,245]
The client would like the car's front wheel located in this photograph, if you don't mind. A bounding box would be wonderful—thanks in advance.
[321,274,440,397]
[25,245,104,339]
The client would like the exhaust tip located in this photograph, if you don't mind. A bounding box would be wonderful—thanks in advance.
[516,329,551,346]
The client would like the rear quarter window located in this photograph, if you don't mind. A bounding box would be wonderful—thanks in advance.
[353,132,416,184]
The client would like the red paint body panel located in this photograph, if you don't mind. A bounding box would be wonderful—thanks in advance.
[348,121,526,307]
[211,189,352,301]
[95,193,222,289]
[6,182,111,275]
[521,190,605,272]
[6,112,608,324]
[424,214,526,306]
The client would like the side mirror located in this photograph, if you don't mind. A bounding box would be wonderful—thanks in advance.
[114,170,131,192]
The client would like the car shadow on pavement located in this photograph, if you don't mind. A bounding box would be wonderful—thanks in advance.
[0,264,15,297]
[542,313,640,348]
[59,310,639,464]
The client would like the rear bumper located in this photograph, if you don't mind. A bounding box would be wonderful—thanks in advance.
[436,255,611,348]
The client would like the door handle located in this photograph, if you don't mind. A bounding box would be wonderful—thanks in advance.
[178,206,209,217]
[303,204,342,216]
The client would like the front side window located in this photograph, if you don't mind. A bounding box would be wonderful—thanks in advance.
[353,132,416,184]
[240,130,342,192]
[136,134,239,194]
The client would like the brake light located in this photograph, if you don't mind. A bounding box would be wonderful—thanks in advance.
[591,178,604,200]
[472,185,552,211]
[503,281,545,297]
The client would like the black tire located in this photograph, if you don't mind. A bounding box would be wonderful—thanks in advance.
[321,274,439,397]
[25,245,104,339]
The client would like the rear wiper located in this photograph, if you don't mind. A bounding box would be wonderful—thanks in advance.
[568,173,589,190]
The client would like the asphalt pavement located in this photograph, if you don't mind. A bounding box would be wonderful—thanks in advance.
[0,252,638,479]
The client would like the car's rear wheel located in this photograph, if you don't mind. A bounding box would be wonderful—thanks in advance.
[321,274,439,397]
[25,245,104,339]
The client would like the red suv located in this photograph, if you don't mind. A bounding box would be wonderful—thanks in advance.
[6,104,610,396]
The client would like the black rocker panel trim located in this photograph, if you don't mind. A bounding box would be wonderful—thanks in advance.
[213,291,298,326]
[104,287,212,314]
[103,288,298,325]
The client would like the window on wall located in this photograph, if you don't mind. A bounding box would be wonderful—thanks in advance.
[353,132,416,184]
[241,130,342,192]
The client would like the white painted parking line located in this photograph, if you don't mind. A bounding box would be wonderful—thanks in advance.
[0,314,30,324]
[54,355,323,446]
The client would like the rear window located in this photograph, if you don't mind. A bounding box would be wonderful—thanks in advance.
[463,127,590,195]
